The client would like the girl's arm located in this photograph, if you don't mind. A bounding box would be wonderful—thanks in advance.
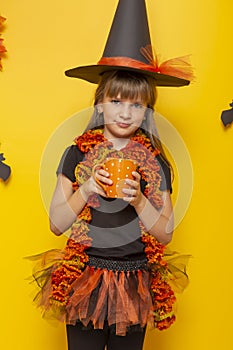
[133,190,173,245]
[122,171,174,245]
[49,173,108,235]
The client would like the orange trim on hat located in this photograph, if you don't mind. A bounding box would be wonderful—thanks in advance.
[97,56,159,73]
[98,54,194,82]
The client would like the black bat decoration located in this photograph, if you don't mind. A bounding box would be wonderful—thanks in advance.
[0,153,11,182]
[221,102,233,127]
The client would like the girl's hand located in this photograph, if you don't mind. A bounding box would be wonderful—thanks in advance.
[122,171,143,206]
[80,168,113,200]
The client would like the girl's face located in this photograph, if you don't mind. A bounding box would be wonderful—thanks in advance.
[99,94,147,140]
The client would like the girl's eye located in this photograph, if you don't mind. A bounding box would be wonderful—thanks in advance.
[111,99,121,105]
[132,103,143,109]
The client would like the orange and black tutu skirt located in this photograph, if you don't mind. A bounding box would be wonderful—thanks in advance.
[28,244,189,336]
[29,252,154,336]
[67,257,153,335]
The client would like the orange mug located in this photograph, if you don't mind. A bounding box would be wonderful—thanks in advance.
[93,158,137,198]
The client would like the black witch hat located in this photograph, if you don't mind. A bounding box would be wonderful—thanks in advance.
[65,0,193,87]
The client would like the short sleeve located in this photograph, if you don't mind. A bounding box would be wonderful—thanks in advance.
[156,154,172,192]
[56,145,84,182]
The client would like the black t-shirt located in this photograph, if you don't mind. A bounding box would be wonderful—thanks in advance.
[57,145,172,260]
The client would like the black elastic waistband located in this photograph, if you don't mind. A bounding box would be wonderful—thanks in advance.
[87,255,148,272]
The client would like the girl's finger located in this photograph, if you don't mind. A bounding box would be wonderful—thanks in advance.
[95,170,113,185]
[132,171,141,181]
[125,178,139,189]
[122,188,137,197]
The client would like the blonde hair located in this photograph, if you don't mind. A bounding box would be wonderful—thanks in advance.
[85,70,171,170]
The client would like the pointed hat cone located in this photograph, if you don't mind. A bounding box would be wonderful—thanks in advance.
[65,0,191,87]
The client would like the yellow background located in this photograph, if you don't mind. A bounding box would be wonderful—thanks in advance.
[1,0,233,349]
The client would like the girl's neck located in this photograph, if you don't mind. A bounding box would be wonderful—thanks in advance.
[106,137,130,150]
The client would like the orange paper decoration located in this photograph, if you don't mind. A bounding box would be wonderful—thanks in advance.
[0,15,7,70]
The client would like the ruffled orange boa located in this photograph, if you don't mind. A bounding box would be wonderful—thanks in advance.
[45,128,189,330]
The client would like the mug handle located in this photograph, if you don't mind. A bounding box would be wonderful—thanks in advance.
[92,163,107,192]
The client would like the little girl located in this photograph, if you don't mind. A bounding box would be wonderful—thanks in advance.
[30,1,192,348]
[43,70,175,350]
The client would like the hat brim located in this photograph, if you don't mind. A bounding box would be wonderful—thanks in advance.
[65,64,190,87]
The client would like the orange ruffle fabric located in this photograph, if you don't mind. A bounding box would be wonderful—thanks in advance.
[66,265,153,336]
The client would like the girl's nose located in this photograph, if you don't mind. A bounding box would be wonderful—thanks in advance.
[119,102,131,119]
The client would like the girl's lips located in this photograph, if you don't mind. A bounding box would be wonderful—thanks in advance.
[116,122,131,128]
